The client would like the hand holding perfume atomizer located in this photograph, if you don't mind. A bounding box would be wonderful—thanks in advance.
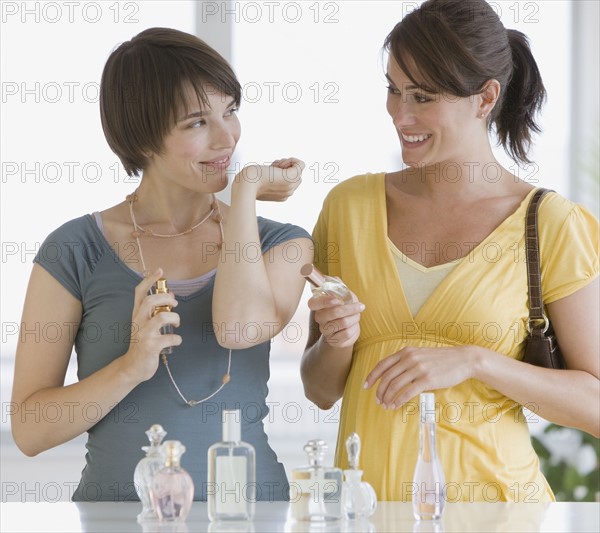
[301,264,354,305]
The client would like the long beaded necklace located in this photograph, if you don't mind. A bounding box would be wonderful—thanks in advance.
[126,190,231,407]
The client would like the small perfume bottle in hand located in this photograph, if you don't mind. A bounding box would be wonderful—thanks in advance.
[301,264,353,304]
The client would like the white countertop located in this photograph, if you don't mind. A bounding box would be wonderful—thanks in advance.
[1,501,598,532]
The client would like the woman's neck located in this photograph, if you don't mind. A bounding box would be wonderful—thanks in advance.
[131,179,216,233]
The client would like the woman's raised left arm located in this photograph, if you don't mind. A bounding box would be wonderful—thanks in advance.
[212,158,313,349]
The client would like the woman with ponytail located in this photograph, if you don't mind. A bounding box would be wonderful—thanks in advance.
[302,0,599,502]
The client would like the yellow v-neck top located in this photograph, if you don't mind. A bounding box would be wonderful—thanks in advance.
[312,173,599,502]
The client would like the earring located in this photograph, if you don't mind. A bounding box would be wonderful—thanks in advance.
[479,113,486,119]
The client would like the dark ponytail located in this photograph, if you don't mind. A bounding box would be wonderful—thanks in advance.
[495,30,547,164]
[384,0,547,165]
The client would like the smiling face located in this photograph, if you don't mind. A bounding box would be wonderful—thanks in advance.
[144,84,241,193]
[385,56,487,169]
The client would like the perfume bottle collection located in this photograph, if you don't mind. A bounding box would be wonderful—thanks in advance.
[133,416,380,525]
[133,396,446,525]
[135,272,446,525]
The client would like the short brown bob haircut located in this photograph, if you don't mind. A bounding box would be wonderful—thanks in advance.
[100,27,242,177]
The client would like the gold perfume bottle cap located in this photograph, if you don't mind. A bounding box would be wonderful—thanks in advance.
[156,278,169,294]
[152,278,172,315]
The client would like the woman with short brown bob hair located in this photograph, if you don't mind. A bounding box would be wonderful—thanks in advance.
[12,27,313,503]
[100,27,242,178]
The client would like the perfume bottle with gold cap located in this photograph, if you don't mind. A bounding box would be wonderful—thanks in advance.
[152,277,173,355]
[301,264,353,304]
[150,440,194,522]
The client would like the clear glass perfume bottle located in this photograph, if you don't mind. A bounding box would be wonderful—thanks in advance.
[343,433,377,519]
[152,277,173,355]
[134,424,167,522]
[150,440,194,522]
[290,439,343,522]
[413,393,446,521]
[301,264,353,304]
[207,410,256,522]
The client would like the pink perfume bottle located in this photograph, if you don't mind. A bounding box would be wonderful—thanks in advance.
[150,440,194,522]
[301,264,353,304]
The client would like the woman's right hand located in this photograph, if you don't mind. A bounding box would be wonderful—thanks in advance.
[123,268,182,383]
[308,290,365,348]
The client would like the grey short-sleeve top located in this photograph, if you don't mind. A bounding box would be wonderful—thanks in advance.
[33,214,311,502]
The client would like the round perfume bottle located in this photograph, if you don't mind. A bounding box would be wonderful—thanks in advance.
[133,424,167,522]
[343,433,377,519]
[150,440,194,522]
[343,470,378,519]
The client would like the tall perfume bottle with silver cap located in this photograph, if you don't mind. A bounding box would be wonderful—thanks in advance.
[134,424,167,522]
[343,433,377,519]
[290,439,343,522]
[207,409,256,521]
[152,277,173,355]
[301,264,353,304]
[413,393,446,521]
[150,440,194,522]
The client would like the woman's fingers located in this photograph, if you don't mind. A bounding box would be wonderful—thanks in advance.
[309,293,364,347]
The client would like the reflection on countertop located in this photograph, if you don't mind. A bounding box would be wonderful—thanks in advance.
[1,501,599,533]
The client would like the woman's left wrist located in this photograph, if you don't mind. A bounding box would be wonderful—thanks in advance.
[468,344,487,381]
[231,175,259,201]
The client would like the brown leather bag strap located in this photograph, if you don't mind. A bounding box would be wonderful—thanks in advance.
[525,188,552,335]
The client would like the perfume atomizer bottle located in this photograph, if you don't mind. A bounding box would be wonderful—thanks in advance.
[152,278,174,356]
[207,409,256,522]
[301,264,354,305]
